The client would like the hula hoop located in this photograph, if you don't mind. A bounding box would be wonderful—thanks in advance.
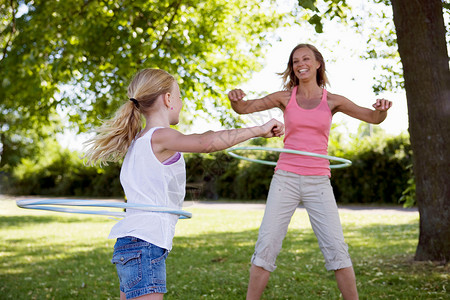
[226,146,352,169]
[16,199,192,219]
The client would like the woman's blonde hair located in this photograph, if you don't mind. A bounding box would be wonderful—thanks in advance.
[279,43,329,90]
[83,68,176,166]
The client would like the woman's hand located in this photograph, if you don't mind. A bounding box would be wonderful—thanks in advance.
[372,98,393,112]
[259,119,285,138]
[228,89,246,102]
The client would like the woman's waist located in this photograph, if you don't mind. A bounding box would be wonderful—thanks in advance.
[280,143,328,155]
[277,151,330,166]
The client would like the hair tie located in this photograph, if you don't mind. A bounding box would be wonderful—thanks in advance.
[129,98,139,108]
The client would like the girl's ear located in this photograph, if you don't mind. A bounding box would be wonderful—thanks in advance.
[163,92,171,108]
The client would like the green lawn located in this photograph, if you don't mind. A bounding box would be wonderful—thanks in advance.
[0,197,447,299]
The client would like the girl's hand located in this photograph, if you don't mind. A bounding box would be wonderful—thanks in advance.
[228,89,246,102]
[259,119,285,138]
[372,98,393,112]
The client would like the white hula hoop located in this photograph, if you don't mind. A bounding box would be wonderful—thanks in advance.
[16,199,192,219]
[226,146,352,169]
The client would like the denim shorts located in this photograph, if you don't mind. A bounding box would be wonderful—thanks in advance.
[111,236,168,299]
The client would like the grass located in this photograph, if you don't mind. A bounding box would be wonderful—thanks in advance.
[0,196,448,300]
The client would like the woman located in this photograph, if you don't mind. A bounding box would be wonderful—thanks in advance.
[228,43,392,300]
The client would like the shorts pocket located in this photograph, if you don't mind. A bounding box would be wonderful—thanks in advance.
[151,247,168,264]
[150,248,168,284]
[112,250,142,289]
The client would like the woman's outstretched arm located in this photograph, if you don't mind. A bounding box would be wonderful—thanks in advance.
[329,93,392,124]
[228,89,290,114]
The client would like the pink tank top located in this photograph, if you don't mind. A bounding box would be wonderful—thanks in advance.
[275,86,332,176]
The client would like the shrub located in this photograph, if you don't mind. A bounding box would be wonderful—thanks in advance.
[4,139,123,197]
[330,133,412,204]
[4,132,413,205]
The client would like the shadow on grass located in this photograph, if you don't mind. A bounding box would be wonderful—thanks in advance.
[1,215,447,300]
[167,220,425,299]
[0,215,91,228]
[0,237,117,299]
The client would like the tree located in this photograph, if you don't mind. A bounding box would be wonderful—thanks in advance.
[390,0,449,263]
[0,0,284,168]
[297,0,449,262]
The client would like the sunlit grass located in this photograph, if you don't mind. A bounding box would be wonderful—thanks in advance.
[0,197,448,299]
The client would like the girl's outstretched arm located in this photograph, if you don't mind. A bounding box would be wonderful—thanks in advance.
[152,119,284,154]
[228,89,290,114]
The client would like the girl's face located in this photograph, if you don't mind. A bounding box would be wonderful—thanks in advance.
[292,47,321,82]
[169,82,183,125]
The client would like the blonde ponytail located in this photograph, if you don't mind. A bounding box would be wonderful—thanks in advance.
[83,68,175,166]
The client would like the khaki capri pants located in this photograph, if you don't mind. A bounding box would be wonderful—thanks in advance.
[251,169,352,272]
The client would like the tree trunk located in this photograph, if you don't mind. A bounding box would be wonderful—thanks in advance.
[390,0,450,262]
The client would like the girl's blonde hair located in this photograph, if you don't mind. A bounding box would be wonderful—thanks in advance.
[279,43,329,90]
[83,68,176,166]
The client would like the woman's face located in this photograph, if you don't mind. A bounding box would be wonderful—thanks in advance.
[292,47,321,82]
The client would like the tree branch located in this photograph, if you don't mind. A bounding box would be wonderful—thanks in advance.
[0,0,17,63]
[156,0,183,49]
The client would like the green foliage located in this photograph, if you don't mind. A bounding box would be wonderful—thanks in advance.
[349,0,448,95]
[296,0,448,95]
[296,0,350,33]
[0,0,285,169]
[3,138,123,197]
[4,132,413,205]
[354,1,405,95]
[184,131,413,203]
[330,132,412,204]
[185,151,238,200]
[399,164,416,208]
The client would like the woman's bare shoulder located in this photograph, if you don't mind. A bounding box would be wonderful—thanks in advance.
[326,91,355,114]
[326,91,346,99]
[269,90,291,108]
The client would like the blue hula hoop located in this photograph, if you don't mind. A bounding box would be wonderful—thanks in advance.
[226,146,352,169]
[16,199,192,219]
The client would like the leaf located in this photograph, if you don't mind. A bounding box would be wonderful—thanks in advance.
[308,14,323,33]
[298,0,319,12]
[0,0,286,167]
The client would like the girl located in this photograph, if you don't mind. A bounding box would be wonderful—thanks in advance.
[228,43,392,300]
[83,68,284,300]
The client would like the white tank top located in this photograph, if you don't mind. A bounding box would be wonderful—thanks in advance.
[108,127,186,251]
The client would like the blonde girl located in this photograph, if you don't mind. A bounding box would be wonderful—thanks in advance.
[84,68,284,300]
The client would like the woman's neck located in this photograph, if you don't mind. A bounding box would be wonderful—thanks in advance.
[297,81,322,99]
